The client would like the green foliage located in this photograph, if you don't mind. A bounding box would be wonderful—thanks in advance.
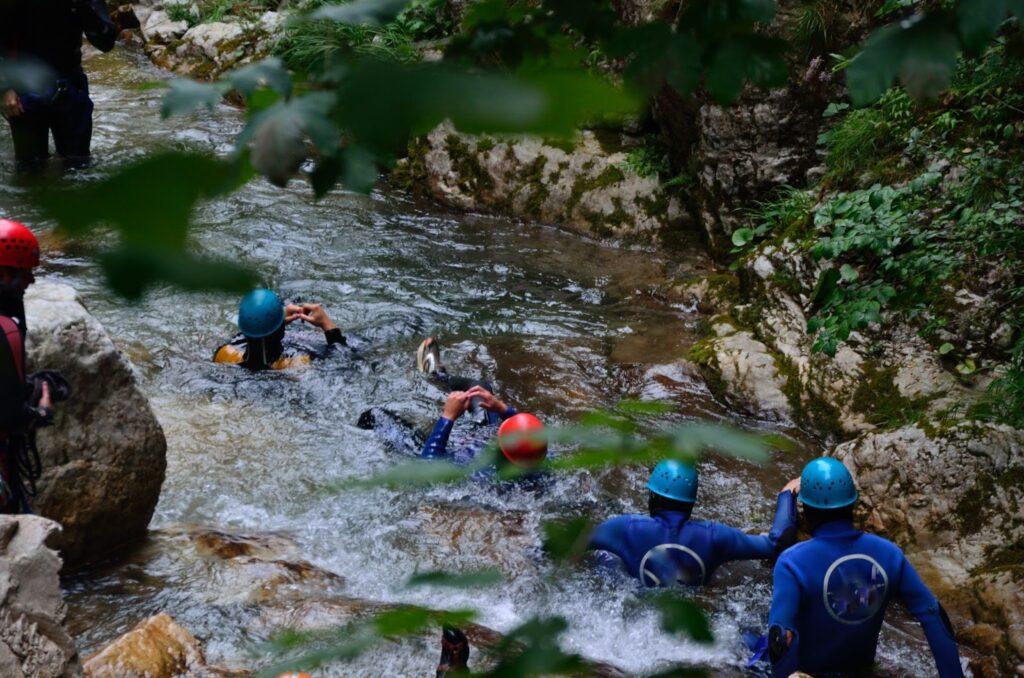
[731,186,814,251]
[620,138,672,178]
[168,0,277,27]
[650,592,714,643]
[820,88,914,185]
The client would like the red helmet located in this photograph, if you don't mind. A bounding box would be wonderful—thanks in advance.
[0,220,40,270]
[497,413,547,468]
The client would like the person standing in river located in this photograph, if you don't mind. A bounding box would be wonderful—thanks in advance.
[0,219,60,513]
[214,288,349,370]
[765,457,964,677]
[0,0,116,172]
[586,459,799,586]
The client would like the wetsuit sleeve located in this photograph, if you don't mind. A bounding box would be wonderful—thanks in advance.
[501,406,517,421]
[766,557,801,678]
[78,0,117,53]
[324,327,347,347]
[713,491,797,562]
[587,516,630,556]
[421,417,455,459]
[896,555,965,677]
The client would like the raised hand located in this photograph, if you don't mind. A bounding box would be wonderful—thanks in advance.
[443,391,471,420]
[465,385,509,416]
[298,303,338,331]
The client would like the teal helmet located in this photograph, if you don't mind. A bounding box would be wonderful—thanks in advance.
[237,288,285,339]
[647,460,698,503]
[799,457,858,509]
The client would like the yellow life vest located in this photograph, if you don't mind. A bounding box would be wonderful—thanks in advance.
[213,343,312,370]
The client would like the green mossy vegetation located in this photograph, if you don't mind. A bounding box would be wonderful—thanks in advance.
[566,165,625,214]
[444,133,495,196]
[955,465,1024,536]
[851,364,931,429]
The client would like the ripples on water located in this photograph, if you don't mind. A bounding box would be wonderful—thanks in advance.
[0,49,940,675]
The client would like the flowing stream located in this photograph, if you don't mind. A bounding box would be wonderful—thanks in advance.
[0,49,942,676]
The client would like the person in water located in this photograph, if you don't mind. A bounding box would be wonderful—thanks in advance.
[213,288,346,370]
[586,459,798,587]
[0,0,117,172]
[0,220,60,513]
[766,457,964,677]
[358,337,547,472]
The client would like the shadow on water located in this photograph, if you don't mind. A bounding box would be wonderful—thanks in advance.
[0,48,940,675]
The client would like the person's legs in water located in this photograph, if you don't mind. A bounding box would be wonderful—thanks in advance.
[7,108,50,173]
[416,337,496,425]
[50,74,94,171]
[436,626,469,677]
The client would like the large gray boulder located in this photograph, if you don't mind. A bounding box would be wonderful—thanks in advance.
[0,515,81,677]
[24,282,166,566]
[833,423,1024,670]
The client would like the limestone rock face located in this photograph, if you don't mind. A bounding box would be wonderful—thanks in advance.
[398,122,687,245]
[833,423,1024,667]
[0,516,81,678]
[141,10,189,44]
[24,282,167,566]
[702,320,792,421]
[179,22,245,64]
[693,88,825,255]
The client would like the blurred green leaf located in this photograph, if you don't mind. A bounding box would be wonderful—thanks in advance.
[162,79,231,118]
[731,228,755,247]
[939,342,955,355]
[482,616,585,677]
[304,0,411,25]
[542,517,593,563]
[840,264,859,282]
[406,569,503,589]
[227,57,294,99]
[617,400,676,417]
[650,592,714,644]
[98,245,256,300]
[241,93,339,186]
[846,14,960,105]
[38,152,251,247]
[0,57,55,94]
[336,459,475,490]
[956,0,1007,52]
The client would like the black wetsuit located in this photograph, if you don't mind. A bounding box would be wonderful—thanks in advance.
[213,325,347,370]
[0,0,117,170]
[0,295,49,513]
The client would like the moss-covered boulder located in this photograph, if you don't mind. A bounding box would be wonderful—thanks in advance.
[833,423,1024,670]
[395,122,688,245]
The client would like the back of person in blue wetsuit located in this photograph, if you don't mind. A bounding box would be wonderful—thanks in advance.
[587,460,799,587]
[766,457,964,677]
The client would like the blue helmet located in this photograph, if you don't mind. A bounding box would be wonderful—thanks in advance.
[799,457,858,509]
[648,459,698,503]
[237,288,285,339]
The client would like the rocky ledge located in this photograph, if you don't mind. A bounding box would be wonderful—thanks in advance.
[25,281,167,566]
[395,122,688,246]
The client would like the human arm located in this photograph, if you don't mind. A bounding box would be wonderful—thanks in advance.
[0,373,51,432]
[897,555,965,677]
[464,385,514,419]
[294,303,346,346]
[766,558,801,677]
[77,0,117,53]
[420,392,470,459]
[713,488,798,562]
[586,516,630,556]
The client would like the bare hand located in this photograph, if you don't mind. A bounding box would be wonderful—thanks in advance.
[782,477,801,495]
[465,385,509,416]
[298,303,337,331]
[284,304,303,324]
[443,391,470,420]
[38,381,53,410]
[2,90,24,119]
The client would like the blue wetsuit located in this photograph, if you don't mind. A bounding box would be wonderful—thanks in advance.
[587,491,797,587]
[767,520,964,677]
[420,407,518,464]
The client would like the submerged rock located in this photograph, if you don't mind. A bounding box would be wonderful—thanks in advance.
[833,423,1024,669]
[0,515,81,678]
[396,122,687,245]
[25,282,167,566]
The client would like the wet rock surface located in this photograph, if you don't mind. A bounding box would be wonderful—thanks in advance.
[0,516,81,678]
[397,122,688,245]
[834,423,1024,669]
[25,282,167,566]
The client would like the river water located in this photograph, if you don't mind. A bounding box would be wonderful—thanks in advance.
[0,49,943,676]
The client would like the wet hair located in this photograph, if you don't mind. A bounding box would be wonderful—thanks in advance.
[648,491,694,518]
[802,504,855,533]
